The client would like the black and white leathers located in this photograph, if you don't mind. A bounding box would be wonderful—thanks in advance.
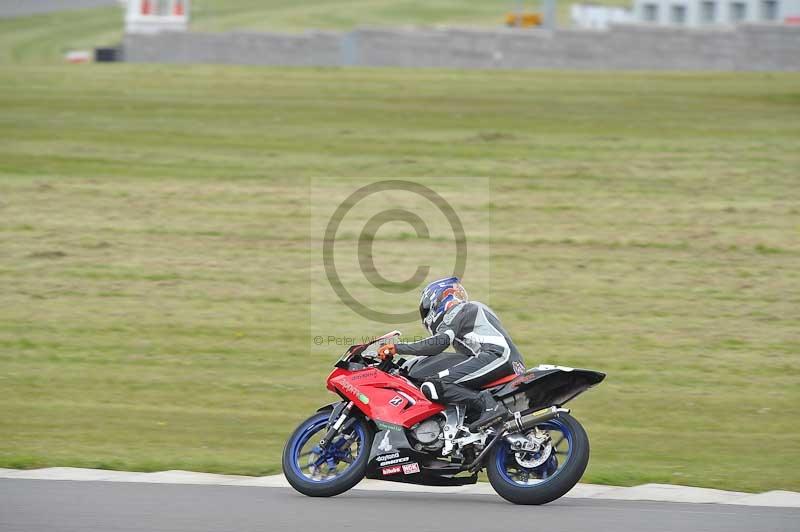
[396,301,525,403]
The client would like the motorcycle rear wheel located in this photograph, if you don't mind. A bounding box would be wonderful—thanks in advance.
[282,411,374,497]
[487,412,589,505]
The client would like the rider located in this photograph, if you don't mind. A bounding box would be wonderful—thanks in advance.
[378,277,525,432]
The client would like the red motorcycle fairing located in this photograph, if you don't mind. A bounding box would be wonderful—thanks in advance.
[327,367,444,428]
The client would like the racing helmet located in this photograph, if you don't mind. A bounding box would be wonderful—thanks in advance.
[419,276,468,334]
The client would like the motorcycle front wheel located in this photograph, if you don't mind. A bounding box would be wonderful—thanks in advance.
[486,412,590,505]
[282,411,374,497]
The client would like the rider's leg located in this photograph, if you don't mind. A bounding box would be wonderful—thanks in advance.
[407,352,470,381]
[420,352,513,431]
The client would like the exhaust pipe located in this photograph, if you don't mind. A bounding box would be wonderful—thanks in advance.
[464,406,570,473]
[503,406,569,433]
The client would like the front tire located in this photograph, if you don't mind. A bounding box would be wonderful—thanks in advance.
[487,412,589,505]
[282,411,374,497]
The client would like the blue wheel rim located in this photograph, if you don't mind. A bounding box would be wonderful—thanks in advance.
[289,412,367,484]
[495,418,572,487]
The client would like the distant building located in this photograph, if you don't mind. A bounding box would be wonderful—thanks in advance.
[571,4,634,29]
[632,0,800,26]
[125,0,189,34]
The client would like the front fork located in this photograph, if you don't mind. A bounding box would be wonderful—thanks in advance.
[319,401,354,449]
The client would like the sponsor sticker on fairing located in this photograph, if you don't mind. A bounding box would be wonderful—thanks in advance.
[375,455,409,466]
[401,462,420,474]
[375,420,403,432]
[351,370,378,381]
[339,380,362,398]
[381,465,402,476]
[377,432,393,452]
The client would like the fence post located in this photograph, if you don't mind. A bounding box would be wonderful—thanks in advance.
[542,0,557,28]
[341,31,359,66]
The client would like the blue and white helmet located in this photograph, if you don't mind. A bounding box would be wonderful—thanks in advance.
[419,277,468,334]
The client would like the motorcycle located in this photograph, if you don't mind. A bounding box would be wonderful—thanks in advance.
[282,331,605,505]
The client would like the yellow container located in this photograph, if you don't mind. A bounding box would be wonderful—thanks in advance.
[505,12,542,27]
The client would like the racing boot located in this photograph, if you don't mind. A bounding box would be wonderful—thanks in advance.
[467,390,509,432]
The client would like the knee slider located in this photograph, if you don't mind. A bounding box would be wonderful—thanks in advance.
[421,379,445,402]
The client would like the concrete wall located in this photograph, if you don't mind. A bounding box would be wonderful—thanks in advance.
[123,24,800,71]
[124,30,342,67]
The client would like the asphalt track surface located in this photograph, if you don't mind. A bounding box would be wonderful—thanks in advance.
[2,479,798,532]
[0,0,118,18]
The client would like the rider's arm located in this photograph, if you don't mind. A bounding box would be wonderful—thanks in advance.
[394,329,454,357]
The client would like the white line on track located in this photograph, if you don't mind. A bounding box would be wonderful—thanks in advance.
[1,468,798,508]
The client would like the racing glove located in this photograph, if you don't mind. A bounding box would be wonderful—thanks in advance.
[378,344,397,360]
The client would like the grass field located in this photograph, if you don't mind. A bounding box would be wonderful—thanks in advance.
[0,0,627,64]
[1,63,799,492]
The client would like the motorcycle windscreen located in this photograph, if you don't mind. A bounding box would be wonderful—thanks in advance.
[338,330,402,362]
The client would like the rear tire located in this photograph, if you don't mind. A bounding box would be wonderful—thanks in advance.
[282,412,374,497]
[487,413,589,505]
